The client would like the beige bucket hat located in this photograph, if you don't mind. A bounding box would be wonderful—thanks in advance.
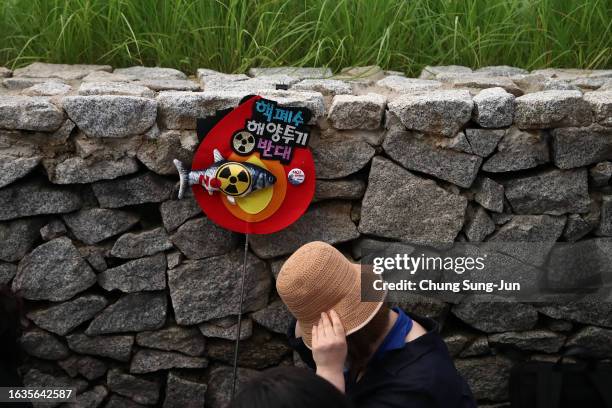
[276,241,385,348]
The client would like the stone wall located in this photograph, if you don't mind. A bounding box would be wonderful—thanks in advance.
[1,63,612,408]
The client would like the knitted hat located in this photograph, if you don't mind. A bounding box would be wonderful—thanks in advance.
[276,241,385,348]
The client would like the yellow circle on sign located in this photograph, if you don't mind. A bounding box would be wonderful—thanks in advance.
[235,155,274,215]
[216,162,251,196]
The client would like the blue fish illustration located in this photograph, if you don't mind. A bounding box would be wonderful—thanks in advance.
[174,149,276,204]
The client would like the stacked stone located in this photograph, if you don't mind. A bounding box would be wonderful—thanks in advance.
[0,62,611,407]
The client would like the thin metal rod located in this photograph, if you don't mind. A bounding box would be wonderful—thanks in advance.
[231,233,249,398]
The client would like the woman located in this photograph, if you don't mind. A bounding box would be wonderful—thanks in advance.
[276,241,476,408]
[0,287,33,407]
[230,366,353,408]
[0,287,24,387]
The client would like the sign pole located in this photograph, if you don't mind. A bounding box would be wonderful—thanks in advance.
[231,233,249,398]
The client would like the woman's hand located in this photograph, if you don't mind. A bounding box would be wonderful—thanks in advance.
[312,310,347,393]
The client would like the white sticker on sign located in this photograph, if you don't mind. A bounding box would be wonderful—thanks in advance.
[288,168,305,185]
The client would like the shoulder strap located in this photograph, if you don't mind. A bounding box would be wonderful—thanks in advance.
[537,366,562,408]
[588,369,612,408]
[560,347,612,408]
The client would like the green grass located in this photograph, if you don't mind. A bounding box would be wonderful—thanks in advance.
[0,0,610,76]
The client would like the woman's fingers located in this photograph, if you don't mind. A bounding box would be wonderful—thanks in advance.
[313,311,345,346]
[312,314,347,393]
[311,311,348,388]
[329,309,345,337]
[320,312,332,337]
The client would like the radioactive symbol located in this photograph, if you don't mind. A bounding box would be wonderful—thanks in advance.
[232,131,256,155]
[216,162,252,196]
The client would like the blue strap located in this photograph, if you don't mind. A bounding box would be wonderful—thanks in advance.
[370,307,413,362]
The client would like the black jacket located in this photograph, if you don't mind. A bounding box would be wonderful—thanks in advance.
[288,312,476,408]
[0,364,32,408]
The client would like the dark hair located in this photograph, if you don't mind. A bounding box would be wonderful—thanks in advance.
[230,367,353,408]
[346,306,390,366]
[0,286,24,366]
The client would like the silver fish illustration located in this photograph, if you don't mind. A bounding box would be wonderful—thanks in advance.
[174,149,276,204]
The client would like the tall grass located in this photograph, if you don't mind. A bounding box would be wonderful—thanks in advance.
[0,0,610,75]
